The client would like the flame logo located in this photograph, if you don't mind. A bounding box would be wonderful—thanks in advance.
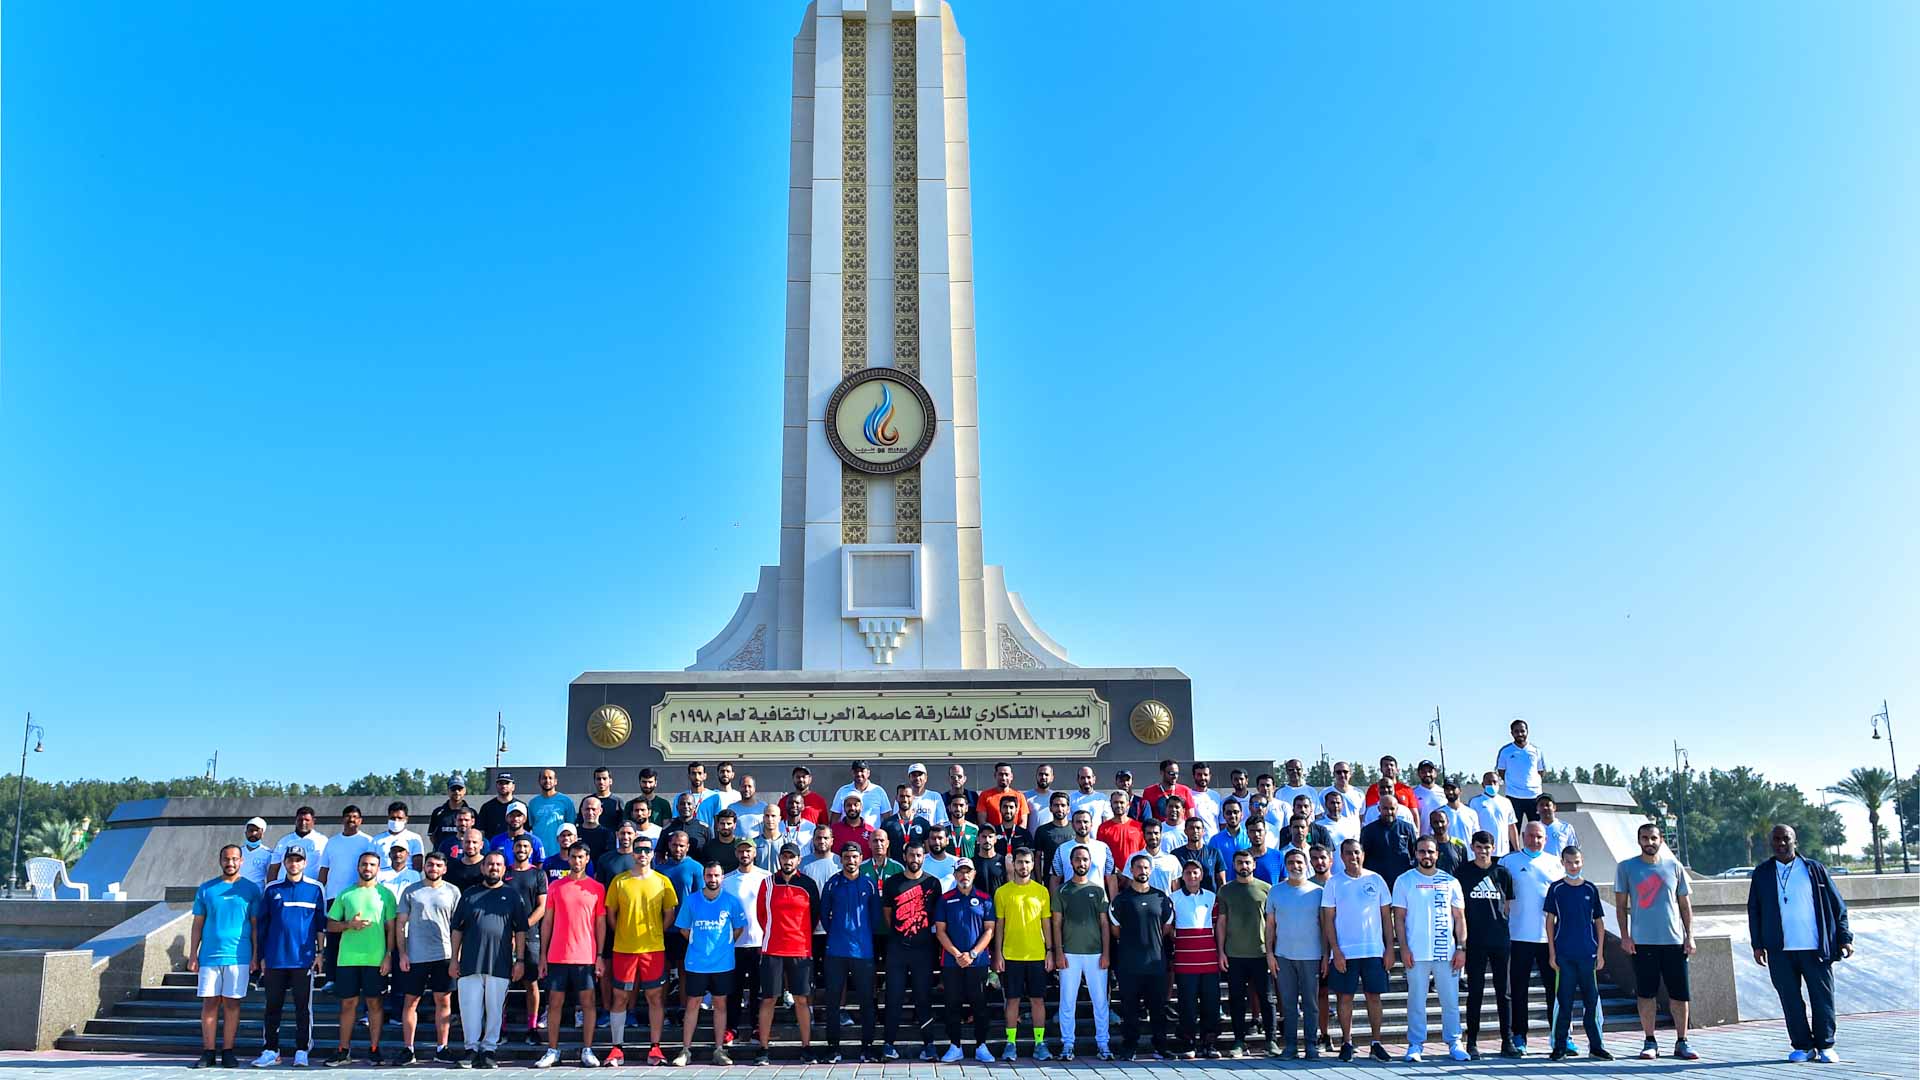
[863,384,900,447]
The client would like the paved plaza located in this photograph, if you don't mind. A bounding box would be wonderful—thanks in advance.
[1,1013,1913,1080]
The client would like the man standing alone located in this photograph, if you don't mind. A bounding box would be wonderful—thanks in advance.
[1615,821,1699,1060]
[1747,824,1852,1063]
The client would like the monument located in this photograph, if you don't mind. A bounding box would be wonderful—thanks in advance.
[543,0,1200,787]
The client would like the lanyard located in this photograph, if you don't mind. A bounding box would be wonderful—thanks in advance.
[1778,858,1799,908]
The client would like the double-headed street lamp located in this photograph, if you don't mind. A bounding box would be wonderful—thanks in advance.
[1427,707,1448,779]
[9,713,46,898]
[1672,742,1690,867]
[1870,700,1909,874]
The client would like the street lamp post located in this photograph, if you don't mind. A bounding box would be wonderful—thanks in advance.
[1427,707,1447,779]
[494,712,508,770]
[1672,742,1690,867]
[1870,700,1910,874]
[9,713,47,898]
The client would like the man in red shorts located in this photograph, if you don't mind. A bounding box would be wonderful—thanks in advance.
[604,839,679,1066]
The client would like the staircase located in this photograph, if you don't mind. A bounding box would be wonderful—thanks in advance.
[58,966,1656,1060]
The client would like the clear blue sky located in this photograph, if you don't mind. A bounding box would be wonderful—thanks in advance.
[3,4,1914,843]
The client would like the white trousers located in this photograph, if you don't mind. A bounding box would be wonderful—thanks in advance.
[456,974,510,1052]
[1406,959,1461,1051]
[1056,952,1111,1051]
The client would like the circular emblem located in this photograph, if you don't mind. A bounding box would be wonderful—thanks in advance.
[825,367,937,475]
[1129,699,1175,745]
[586,705,633,750]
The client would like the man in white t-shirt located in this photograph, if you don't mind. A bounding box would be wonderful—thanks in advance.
[266,807,329,885]
[1409,762,1449,838]
[699,762,743,827]
[1023,764,1058,824]
[1469,774,1520,857]
[1498,822,1564,1053]
[1275,760,1321,823]
[729,775,771,841]
[1494,718,1548,823]
[1186,763,1225,829]
[374,802,427,871]
[1321,792,1358,856]
[1391,838,1468,1062]
[1536,795,1578,855]
[721,839,771,1037]
[1067,767,1112,827]
[1437,780,1481,847]
[315,806,379,900]
[1321,764,1364,832]
[830,761,887,828]
[238,817,274,888]
[903,763,949,825]
[1320,840,1393,1063]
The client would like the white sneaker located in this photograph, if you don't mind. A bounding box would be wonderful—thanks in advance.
[974,1045,995,1063]
[579,1049,600,1068]
[292,1051,309,1068]
[1449,1046,1471,1062]
[1403,1050,1423,1063]
[533,1048,561,1069]
[252,1050,281,1068]
[941,1045,963,1063]
[1815,1049,1839,1064]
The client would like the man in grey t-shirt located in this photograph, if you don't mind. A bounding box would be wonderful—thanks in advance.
[396,853,462,1063]
[1613,823,1697,1061]
[1264,849,1325,1057]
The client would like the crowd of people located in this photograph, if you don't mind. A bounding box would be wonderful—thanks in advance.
[184,718,1853,1068]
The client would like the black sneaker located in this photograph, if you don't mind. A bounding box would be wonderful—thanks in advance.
[1339,1041,1356,1062]
[1369,1042,1391,1062]
[393,1048,417,1067]
[1499,1041,1523,1059]
[435,1047,463,1065]
[195,1051,219,1069]
[824,1051,842,1064]
[1549,1048,1567,1061]
[478,1051,500,1069]
[753,1050,770,1067]
[1590,1046,1614,1061]
[323,1051,352,1068]
[221,1050,240,1069]
[363,1047,384,1066]
[457,1050,476,1069]
[1466,1044,1483,1061]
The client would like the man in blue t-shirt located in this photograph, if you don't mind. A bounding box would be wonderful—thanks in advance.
[191,844,263,1069]
[672,862,749,1067]
[250,847,327,1067]
[1543,847,1610,1061]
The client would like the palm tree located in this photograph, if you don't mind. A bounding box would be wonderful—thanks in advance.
[1827,768,1895,874]
[23,815,93,865]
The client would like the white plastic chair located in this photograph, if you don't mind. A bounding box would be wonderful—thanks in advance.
[25,857,90,900]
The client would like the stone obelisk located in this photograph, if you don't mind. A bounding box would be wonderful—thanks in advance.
[692,1,1069,673]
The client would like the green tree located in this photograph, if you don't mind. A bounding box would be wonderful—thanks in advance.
[1897,767,1919,847]
[1826,767,1895,874]
[1572,764,1626,786]
[23,815,94,864]
[1627,765,1843,874]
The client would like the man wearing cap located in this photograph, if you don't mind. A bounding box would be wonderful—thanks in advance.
[238,817,274,889]
[820,842,881,1062]
[541,824,582,883]
[1113,769,1152,825]
[904,762,949,824]
[1410,762,1449,838]
[754,843,820,1065]
[829,793,878,859]
[487,803,548,865]
[832,761,887,829]
[935,856,997,1063]
[788,766,830,825]
[268,807,328,888]
[478,772,519,840]
[252,845,326,1067]
[429,778,472,852]
[527,768,576,856]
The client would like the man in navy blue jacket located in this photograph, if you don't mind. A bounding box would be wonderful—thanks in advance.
[1747,825,1852,1063]
[819,844,880,1062]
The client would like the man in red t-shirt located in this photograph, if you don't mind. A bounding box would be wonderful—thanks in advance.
[537,842,607,1067]
[828,795,877,858]
[1096,790,1146,868]
[753,844,819,1065]
[788,767,830,825]
[1140,759,1196,825]
[1361,755,1416,825]
[977,763,1028,831]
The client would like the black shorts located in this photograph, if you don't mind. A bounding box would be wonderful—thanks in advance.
[1001,959,1048,999]
[334,965,385,1000]
[683,970,735,1000]
[521,936,542,969]
[1631,944,1690,1001]
[1326,955,1389,996]
[759,954,813,1000]
[405,959,452,996]
[544,963,596,995]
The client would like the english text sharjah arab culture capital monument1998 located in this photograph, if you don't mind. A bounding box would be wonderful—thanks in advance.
[547,0,1213,790]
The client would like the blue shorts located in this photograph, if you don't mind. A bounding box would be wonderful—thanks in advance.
[1326,955,1388,995]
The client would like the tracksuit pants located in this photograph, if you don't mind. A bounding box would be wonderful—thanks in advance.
[1176,971,1221,1051]
[824,956,876,1049]
[1406,958,1462,1052]
[1273,958,1320,1050]
[943,965,990,1050]
[1225,956,1274,1043]
[456,975,510,1052]
[731,946,762,1024]
[1056,952,1110,1053]
[261,969,315,1052]
[1769,951,1837,1051]
[883,942,935,1050]
[1115,965,1170,1057]
[1550,956,1602,1052]
[1464,941,1511,1048]
[1508,940,1555,1040]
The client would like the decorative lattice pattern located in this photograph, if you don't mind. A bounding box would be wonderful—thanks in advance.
[842,21,871,543]
[890,19,919,377]
[895,467,922,544]
[842,472,868,545]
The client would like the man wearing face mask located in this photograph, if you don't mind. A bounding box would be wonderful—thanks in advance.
[380,802,426,871]
[1471,773,1520,857]
[235,818,274,889]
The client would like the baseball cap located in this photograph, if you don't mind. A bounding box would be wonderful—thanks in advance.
[907,762,927,775]
[556,823,579,837]
[245,816,268,830]
[283,848,308,861]
[851,759,870,771]
[506,801,528,816]
[447,776,467,791]
[779,843,800,857]
[840,842,864,855]
[1418,759,1436,769]
[1115,769,1133,781]
[389,841,411,853]
[494,772,514,783]
[954,857,974,870]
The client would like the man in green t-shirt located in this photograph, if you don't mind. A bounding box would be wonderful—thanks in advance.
[1050,845,1111,1061]
[325,851,398,1065]
[1216,849,1278,1055]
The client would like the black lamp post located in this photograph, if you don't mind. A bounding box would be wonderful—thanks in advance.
[1426,707,1447,779]
[1871,701,1910,874]
[9,713,46,898]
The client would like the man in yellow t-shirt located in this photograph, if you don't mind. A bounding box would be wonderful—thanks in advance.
[991,848,1056,1061]
[604,840,679,1066]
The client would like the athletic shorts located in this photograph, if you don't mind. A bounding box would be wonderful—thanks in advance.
[333,965,386,1000]
[195,963,249,999]
[758,954,813,1000]
[1326,955,1389,995]
[521,937,542,968]
[611,950,668,992]
[544,962,596,994]
[1631,944,1691,1001]
[406,959,453,996]
[683,970,735,1000]
[1001,958,1048,999]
